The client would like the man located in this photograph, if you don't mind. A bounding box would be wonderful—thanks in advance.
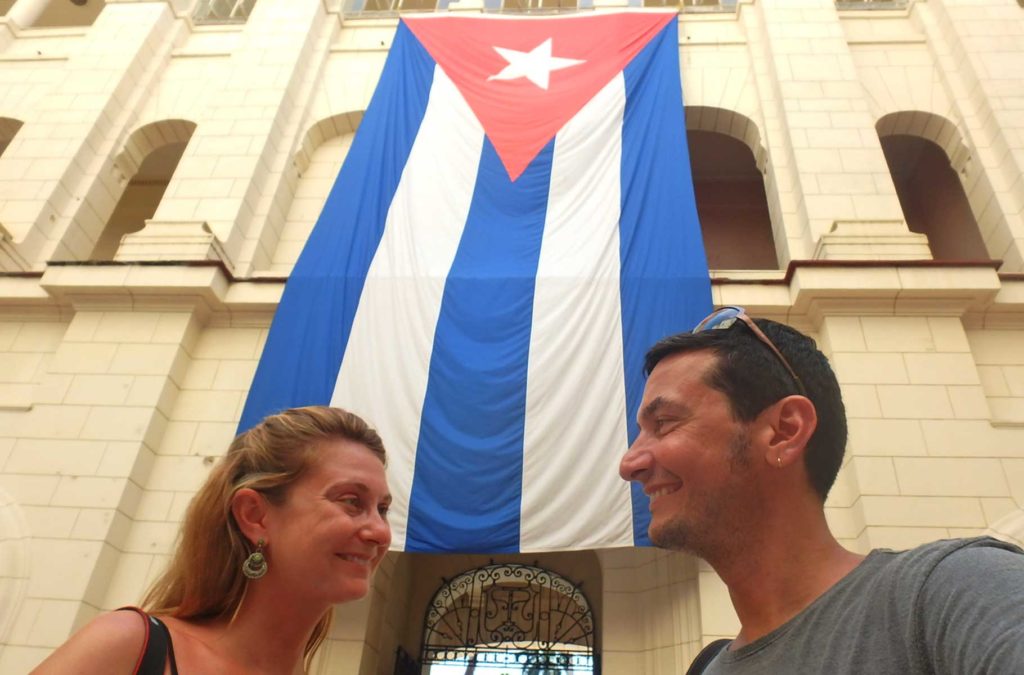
[618,306,1024,673]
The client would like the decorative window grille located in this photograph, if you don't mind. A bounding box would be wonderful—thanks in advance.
[193,0,256,24]
[421,563,598,673]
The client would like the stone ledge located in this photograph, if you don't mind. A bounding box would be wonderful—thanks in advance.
[813,220,932,262]
[39,262,232,314]
[790,263,1001,318]
[114,221,230,268]
[0,261,1017,325]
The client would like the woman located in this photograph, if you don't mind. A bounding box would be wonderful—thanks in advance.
[33,406,392,674]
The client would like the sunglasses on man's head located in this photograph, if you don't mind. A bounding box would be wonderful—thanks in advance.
[692,306,807,396]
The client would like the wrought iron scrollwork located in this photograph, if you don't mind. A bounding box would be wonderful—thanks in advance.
[421,563,596,672]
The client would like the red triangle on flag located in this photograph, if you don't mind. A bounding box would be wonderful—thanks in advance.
[404,13,676,181]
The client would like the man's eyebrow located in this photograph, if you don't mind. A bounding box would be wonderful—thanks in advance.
[638,396,691,423]
[639,396,667,421]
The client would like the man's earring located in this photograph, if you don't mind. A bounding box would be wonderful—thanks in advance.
[242,538,268,579]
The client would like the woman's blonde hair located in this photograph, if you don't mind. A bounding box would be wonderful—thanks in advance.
[142,405,386,668]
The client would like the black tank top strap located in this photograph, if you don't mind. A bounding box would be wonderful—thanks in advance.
[116,606,180,675]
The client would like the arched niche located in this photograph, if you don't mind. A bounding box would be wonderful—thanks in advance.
[91,119,196,260]
[877,111,992,262]
[266,112,361,274]
[685,106,778,270]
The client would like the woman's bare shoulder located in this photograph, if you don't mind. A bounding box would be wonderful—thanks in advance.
[30,609,148,674]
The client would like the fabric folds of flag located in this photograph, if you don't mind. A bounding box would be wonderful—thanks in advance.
[240,12,712,553]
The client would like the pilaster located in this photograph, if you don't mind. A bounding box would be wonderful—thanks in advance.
[128,0,331,274]
[753,0,918,261]
[599,547,702,674]
[915,0,1024,272]
[0,2,177,271]
[0,286,201,654]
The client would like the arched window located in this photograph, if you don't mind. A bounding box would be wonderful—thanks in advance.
[686,107,778,269]
[421,563,597,674]
[877,112,989,261]
[91,120,196,260]
[267,113,360,274]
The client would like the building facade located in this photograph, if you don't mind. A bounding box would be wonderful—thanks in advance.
[0,0,1022,672]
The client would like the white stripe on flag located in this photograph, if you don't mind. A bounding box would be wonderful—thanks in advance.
[330,66,484,551]
[519,74,634,552]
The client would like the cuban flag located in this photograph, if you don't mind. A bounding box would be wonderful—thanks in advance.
[240,12,711,553]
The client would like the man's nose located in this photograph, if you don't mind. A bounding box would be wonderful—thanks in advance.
[619,437,651,483]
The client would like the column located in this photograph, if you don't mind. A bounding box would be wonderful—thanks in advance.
[5,0,50,28]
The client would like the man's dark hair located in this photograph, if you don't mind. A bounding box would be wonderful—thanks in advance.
[645,318,846,500]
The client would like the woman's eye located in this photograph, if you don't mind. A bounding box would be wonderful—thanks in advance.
[339,496,360,509]
[378,504,390,518]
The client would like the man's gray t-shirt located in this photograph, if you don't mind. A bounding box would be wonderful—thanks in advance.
[704,537,1024,674]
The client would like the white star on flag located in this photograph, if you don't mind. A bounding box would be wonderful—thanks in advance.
[488,38,585,91]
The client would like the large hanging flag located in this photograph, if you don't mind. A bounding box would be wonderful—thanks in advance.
[240,12,712,553]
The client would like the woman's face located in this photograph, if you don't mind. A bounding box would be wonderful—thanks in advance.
[264,438,392,605]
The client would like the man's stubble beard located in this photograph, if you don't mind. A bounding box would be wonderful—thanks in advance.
[649,428,752,557]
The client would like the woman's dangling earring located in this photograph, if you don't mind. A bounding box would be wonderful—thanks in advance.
[242,538,268,579]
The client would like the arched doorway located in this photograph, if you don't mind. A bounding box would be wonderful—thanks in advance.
[419,562,597,674]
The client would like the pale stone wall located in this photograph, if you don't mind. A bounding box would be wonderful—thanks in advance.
[0,0,1022,672]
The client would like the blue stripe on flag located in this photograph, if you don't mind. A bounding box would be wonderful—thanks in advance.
[238,22,436,432]
[619,21,713,545]
[405,138,554,553]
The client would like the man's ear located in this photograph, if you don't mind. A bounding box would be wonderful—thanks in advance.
[757,395,818,469]
[230,488,269,546]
